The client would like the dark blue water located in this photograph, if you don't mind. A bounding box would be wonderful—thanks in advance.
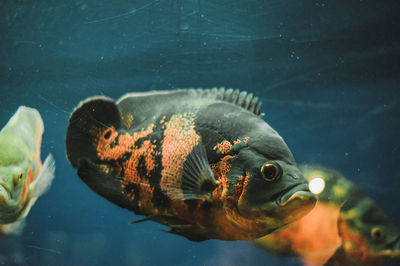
[1,1,399,265]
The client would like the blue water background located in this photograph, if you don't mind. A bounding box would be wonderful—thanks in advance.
[1,1,399,265]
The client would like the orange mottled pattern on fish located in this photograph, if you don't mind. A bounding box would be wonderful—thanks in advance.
[213,137,250,155]
[91,123,161,212]
[94,125,155,161]
[160,113,200,198]
[210,155,234,200]
[213,141,232,154]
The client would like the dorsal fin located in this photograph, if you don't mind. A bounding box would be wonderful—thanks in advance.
[117,87,263,118]
[192,87,263,116]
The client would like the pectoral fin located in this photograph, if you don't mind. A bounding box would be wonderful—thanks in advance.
[163,141,218,200]
[30,154,55,199]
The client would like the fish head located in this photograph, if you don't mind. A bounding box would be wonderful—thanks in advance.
[299,165,400,264]
[0,147,31,224]
[227,124,316,234]
[338,198,400,264]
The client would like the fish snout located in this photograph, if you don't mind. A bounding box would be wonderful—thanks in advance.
[276,183,315,207]
[275,168,317,210]
[287,172,303,180]
[270,181,317,225]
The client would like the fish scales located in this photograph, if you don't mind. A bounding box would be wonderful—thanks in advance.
[66,88,316,241]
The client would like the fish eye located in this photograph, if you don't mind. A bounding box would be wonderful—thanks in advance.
[371,227,385,242]
[13,171,24,186]
[261,162,282,182]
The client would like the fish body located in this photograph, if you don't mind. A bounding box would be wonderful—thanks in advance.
[66,88,316,241]
[254,165,400,265]
[0,106,55,236]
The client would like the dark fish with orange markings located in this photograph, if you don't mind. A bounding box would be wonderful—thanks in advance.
[66,88,316,241]
[0,106,55,236]
[254,165,400,265]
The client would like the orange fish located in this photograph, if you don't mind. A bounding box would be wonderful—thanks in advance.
[66,88,316,241]
[254,165,400,265]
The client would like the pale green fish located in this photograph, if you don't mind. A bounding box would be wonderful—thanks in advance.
[0,106,55,236]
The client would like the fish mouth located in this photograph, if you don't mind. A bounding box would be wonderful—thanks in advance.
[0,183,11,203]
[275,183,315,207]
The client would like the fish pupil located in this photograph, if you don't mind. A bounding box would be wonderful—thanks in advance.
[262,164,278,181]
[371,227,385,241]
[264,166,276,178]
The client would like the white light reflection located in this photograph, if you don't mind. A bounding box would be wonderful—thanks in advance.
[309,177,325,194]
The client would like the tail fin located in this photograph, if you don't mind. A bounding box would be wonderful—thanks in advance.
[65,96,122,168]
[66,97,137,210]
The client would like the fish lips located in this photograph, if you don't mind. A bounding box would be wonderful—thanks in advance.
[275,183,315,207]
[237,182,316,222]
[269,183,316,226]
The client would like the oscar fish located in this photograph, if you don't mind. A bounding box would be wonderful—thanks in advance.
[254,165,400,265]
[0,106,55,236]
[65,88,316,241]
